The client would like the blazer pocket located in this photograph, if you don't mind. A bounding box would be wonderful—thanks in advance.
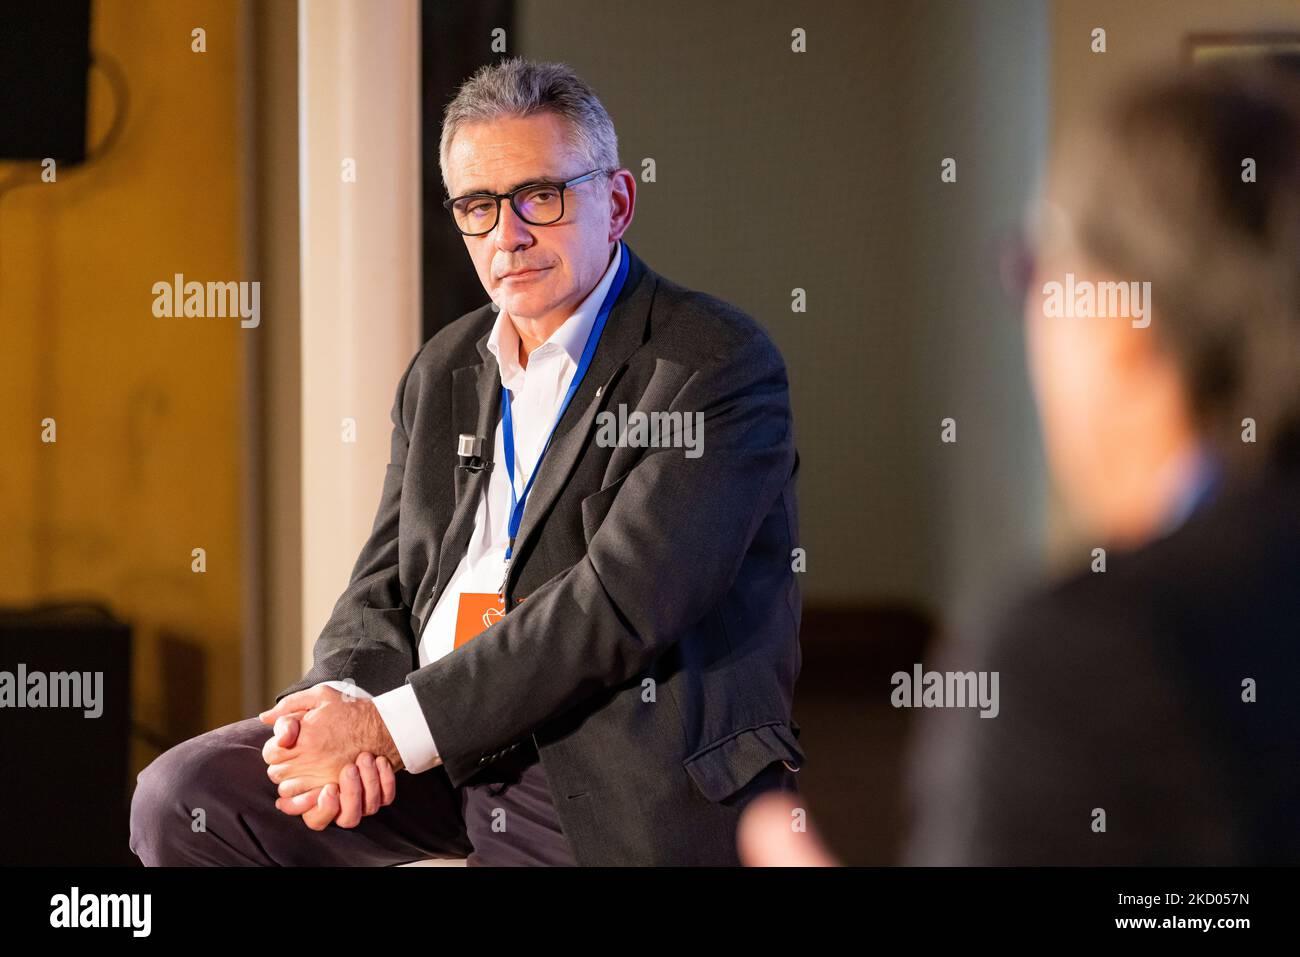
[682,720,806,803]
[580,473,630,544]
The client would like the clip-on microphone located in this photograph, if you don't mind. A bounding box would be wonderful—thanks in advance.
[456,433,493,473]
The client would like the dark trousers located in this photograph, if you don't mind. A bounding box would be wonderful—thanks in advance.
[128,717,473,866]
[129,716,800,866]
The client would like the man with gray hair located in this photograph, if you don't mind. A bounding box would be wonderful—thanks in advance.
[130,57,804,866]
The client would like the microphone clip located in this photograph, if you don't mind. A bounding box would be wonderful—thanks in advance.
[456,433,494,473]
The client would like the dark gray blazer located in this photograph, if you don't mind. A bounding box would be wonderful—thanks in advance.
[276,242,805,865]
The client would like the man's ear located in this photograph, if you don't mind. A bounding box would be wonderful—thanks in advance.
[1104,295,1178,394]
[1105,308,1149,370]
[1090,269,1159,378]
[1103,298,1197,446]
[608,168,636,242]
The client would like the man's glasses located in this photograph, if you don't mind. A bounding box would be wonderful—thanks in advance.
[443,168,613,236]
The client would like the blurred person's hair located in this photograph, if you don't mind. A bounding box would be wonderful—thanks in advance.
[1040,59,1300,478]
[437,57,620,195]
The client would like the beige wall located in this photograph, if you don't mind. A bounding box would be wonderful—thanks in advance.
[297,0,423,673]
[1053,0,1300,137]
[519,0,1050,623]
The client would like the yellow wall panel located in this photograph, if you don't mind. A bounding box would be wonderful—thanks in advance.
[0,0,247,774]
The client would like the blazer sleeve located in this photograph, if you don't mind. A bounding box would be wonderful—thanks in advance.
[273,349,422,705]
[407,328,796,786]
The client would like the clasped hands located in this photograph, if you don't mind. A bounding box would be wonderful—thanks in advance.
[258,686,404,831]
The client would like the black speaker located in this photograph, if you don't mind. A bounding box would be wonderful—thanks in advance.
[0,1,93,165]
[0,602,133,865]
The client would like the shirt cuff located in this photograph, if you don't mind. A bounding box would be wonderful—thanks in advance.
[372,684,441,774]
[313,680,373,700]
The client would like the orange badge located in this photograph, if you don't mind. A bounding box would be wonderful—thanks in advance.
[454,592,506,648]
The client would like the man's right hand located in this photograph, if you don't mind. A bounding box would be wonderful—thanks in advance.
[267,713,397,830]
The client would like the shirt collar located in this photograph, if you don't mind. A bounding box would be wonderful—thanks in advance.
[486,242,623,392]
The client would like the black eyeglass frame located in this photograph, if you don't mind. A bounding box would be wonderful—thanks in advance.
[442,167,614,236]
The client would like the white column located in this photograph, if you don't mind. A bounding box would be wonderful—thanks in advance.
[298,0,421,668]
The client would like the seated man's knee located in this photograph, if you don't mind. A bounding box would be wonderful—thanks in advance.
[130,718,271,866]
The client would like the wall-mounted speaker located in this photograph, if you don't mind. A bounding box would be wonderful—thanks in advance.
[0,1,94,165]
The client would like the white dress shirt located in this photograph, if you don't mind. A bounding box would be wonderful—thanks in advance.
[312,242,623,774]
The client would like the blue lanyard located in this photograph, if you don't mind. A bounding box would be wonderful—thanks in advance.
[500,240,629,571]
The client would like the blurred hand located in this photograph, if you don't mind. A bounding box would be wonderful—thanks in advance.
[737,790,840,866]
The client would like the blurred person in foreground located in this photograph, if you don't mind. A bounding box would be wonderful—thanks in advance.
[743,60,1300,866]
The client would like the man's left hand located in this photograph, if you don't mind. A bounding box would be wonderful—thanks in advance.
[258,687,403,800]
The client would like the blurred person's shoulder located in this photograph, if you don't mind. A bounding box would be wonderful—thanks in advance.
[985,466,1300,721]
[977,466,1300,860]
[1001,464,1300,662]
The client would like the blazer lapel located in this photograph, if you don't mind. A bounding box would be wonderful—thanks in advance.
[420,336,502,626]
[416,243,658,626]
[502,243,657,597]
